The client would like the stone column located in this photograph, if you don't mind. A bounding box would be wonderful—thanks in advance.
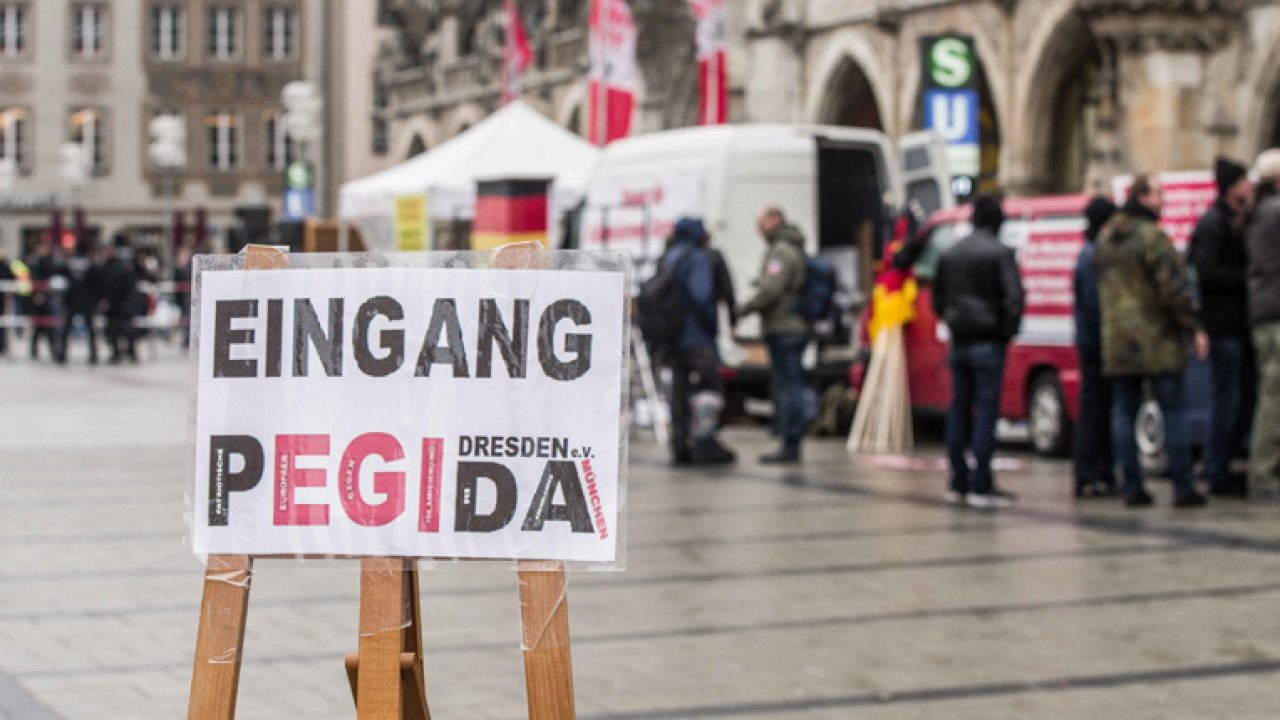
[1081,0,1244,173]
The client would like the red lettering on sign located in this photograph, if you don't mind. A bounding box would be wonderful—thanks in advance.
[419,438,444,533]
[339,433,406,527]
[274,434,331,526]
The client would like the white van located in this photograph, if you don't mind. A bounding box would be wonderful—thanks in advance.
[579,124,951,409]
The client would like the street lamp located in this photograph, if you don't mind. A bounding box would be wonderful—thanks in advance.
[281,81,322,221]
[149,114,187,267]
[58,142,87,252]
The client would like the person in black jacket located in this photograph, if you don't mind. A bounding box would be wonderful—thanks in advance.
[1072,197,1118,497]
[62,242,102,364]
[1190,158,1256,496]
[0,254,13,356]
[98,235,138,364]
[932,195,1025,508]
[26,242,66,363]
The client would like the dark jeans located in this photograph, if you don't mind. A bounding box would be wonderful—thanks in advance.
[28,303,63,361]
[63,308,99,363]
[105,313,136,361]
[1204,335,1256,482]
[1111,373,1194,497]
[947,342,1006,493]
[765,332,809,452]
[669,344,723,453]
[1073,347,1115,488]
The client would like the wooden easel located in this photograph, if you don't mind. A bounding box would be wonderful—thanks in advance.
[187,244,577,719]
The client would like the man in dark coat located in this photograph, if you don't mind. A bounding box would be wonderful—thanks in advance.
[1189,158,1256,496]
[1072,197,1117,497]
[661,218,735,466]
[932,195,1025,508]
[1097,176,1209,509]
[26,241,66,363]
[98,235,138,364]
[62,242,102,364]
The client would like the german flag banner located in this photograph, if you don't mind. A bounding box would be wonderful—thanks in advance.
[472,179,551,251]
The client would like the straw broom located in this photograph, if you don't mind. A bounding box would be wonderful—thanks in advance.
[847,323,913,453]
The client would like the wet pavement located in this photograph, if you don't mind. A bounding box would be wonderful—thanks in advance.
[2,350,1279,718]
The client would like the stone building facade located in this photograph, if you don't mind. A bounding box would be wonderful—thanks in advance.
[375,0,1280,198]
[743,0,1280,194]
[0,0,330,258]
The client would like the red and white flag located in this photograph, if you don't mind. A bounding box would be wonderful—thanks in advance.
[588,0,636,146]
[691,0,727,125]
[502,0,533,103]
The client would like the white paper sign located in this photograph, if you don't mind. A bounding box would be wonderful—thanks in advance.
[192,266,627,563]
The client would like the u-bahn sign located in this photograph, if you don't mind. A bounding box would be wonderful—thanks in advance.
[921,35,980,185]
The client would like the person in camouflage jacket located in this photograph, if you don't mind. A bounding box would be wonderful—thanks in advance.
[1096,176,1209,509]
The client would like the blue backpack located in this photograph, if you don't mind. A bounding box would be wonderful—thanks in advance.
[795,255,837,322]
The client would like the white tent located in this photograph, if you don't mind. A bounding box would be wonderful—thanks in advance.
[338,101,600,249]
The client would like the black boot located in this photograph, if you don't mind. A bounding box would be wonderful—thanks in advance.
[692,437,736,465]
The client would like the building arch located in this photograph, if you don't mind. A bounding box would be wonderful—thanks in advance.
[392,115,442,161]
[557,81,588,136]
[1012,0,1103,193]
[447,103,488,138]
[806,29,890,131]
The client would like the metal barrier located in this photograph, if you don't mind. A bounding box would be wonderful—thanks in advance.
[0,279,192,347]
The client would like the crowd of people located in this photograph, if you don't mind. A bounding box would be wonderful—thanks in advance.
[0,235,193,365]
[647,154,1279,512]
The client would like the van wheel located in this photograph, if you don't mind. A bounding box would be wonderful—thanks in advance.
[1029,372,1071,457]
[1137,395,1169,477]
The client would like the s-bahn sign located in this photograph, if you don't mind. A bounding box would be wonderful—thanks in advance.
[191,261,628,563]
[920,35,980,182]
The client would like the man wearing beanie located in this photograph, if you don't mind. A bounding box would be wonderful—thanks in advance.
[1097,176,1209,508]
[932,194,1024,508]
[1072,197,1117,497]
[1245,150,1280,499]
[1189,157,1256,497]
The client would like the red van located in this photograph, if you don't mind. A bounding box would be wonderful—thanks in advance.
[853,195,1092,456]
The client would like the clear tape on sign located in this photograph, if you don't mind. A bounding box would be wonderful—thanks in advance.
[183,249,633,573]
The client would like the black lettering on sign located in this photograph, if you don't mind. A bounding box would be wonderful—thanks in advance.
[537,300,592,382]
[454,462,517,533]
[213,300,258,378]
[293,298,344,377]
[208,435,265,526]
[522,461,594,533]
[477,299,529,379]
[265,298,283,378]
[353,296,405,377]
[415,298,469,377]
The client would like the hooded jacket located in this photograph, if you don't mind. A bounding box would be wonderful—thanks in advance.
[659,218,718,350]
[739,223,808,335]
[1095,199,1200,377]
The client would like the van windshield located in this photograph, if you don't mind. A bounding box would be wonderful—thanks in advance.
[912,223,960,280]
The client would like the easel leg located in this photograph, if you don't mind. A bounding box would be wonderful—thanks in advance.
[354,558,430,720]
[518,561,576,720]
[188,555,253,720]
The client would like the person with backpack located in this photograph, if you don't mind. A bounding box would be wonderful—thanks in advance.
[645,218,736,465]
[737,206,810,464]
[932,195,1024,508]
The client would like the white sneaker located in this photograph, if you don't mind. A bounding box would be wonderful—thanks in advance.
[945,490,967,506]
[966,490,1016,509]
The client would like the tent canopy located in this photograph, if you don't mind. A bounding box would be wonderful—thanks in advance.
[339,101,600,224]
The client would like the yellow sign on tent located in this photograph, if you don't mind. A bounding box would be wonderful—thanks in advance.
[394,196,428,251]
